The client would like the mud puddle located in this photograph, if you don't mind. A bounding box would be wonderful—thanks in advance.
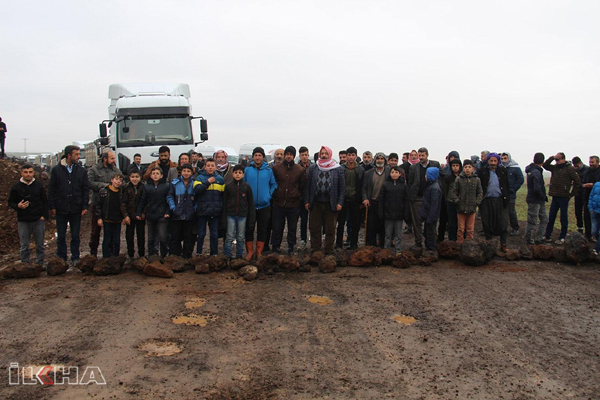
[307,295,333,305]
[138,340,182,357]
[393,314,417,326]
[172,313,217,327]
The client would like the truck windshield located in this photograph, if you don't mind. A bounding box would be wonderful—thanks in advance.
[117,115,193,147]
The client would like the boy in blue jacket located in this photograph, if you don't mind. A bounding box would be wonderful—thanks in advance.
[194,158,225,255]
[419,167,442,251]
[588,181,600,256]
[167,164,196,258]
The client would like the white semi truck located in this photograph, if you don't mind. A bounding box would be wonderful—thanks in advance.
[98,83,208,173]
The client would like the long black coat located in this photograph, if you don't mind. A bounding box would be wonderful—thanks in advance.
[477,166,510,208]
[48,160,89,215]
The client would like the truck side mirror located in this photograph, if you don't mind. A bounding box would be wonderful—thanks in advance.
[201,119,208,133]
[122,127,129,133]
[98,138,109,146]
[200,133,208,141]
[99,124,108,138]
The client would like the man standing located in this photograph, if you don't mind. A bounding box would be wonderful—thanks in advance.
[501,152,525,236]
[543,153,580,244]
[269,148,284,167]
[297,146,312,250]
[582,155,600,241]
[143,146,177,183]
[362,152,389,247]
[572,156,590,236]
[361,151,374,171]
[88,151,121,257]
[387,153,399,168]
[9,163,49,265]
[215,149,235,242]
[337,146,364,249]
[190,151,203,172]
[271,146,306,254]
[48,145,89,264]
[338,150,347,164]
[127,153,146,177]
[0,117,6,158]
[524,153,548,244]
[244,147,277,260]
[478,153,510,252]
[304,146,345,254]
[407,147,442,248]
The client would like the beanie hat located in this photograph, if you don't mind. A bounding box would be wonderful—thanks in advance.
[252,147,265,158]
[284,145,296,157]
[463,159,473,167]
[533,153,545,164]
[487,152,501,162]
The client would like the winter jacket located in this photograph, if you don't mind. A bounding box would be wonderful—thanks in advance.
[525,163,546,205]
[543,158,580,198]
[137,181,170,221]
[88,161,122,206]
[304,164,346,212]
[378,177,409,221]
[8,178,49,222]
[167,177,196,220]
[244,162,277,210]
[223,179,256,223]
[588,182,600,213]
[127,163,147,178]
[143,160,177,182]
[477,166,510,208]
[408,160,443,201]
[194,170,225,217]
[123,182,145,218]
[272,161,306,208]
[448,172,483,214]
[341,162,365,203]
[48,158,89,215]
[419,168,442,224]
[583,167,600,200]
[96,186,127,222]
[443,173,461,201]
[362,167,390,202]
[502,153,524,200]
[574,164,589,198]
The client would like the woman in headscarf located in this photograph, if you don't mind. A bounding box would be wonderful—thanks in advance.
[409,150,419,165]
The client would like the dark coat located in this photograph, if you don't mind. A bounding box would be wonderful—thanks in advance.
[583,167,600,200]
[407,160,442,201]
[525,164,546,205]
[378,177,409,221]
[477,166,510,208]
[88,161,121,206]
[419,180,442,224]
[137,182,170,221]
[127,163,147,178]
[341,162,365,203]
[96,187,128,222]
[8,179,49,222]
[223,179,256,223]
[272,161,306,208]
[362,167,389,202]
[448,172,483,214]
[48,159,89,215]
[543,158,580,198]
[304,164,345,212]
[194,170,225,217]
[123,182,145,218]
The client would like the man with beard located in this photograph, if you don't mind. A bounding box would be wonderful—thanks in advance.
[362,152,389,247]
[582,155,600,241]
[477,153,510,252]
[214,149,235,243]
[408,147,442,248]
[88,150,121,257]
[269,148,284,167]
[305,146,345,254]
[297,146,312,250]
[144,146,177,184]
[271,146,306,254]
[361,151,374,171]
[337,147,364,249]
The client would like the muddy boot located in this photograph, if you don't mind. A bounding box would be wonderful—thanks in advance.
[245,241,254,262]
[256,241,265,259]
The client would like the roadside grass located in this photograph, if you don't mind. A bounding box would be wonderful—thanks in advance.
[515,188,578,231]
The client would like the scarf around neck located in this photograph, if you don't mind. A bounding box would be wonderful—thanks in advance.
[316,146,340,171]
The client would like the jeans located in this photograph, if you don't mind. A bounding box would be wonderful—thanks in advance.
[102,222,121,258]
[126,219,146,258]
[169,220,195,258]
[337,200,360,248]
[224,216,246,257]
[55,212,82,261]
[88,204,102,256]
[18,219,45,264]
[198,216,220,255]
[545,196,570,240]
[309,201,339,253]
[147,218,168,257]
[271,205,300,250]
[446,202,458,241]
[591,212,600,252]
[525,203,549,243]
[384,219,403,252]
[508,198,519,230]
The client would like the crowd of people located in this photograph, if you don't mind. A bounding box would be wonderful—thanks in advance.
[8,143,600,269]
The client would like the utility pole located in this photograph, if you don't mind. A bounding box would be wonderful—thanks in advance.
[23,138,28,153]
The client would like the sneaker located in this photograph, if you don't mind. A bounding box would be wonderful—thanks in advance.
[526,240,535,245]
[555,238,565,245]
[543,237,553,243]
[592,249,598,256]
[298,240,307,251]
[510,229,520,236]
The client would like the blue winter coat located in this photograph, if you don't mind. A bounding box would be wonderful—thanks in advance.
[243,162,277,210]
[167,177,196,220]
[419,167,442,224]
[588,182,600,213]
[194,170,225,217]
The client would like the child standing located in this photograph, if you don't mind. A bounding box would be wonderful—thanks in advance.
[378,166,409,254]
[448,160,483,244]
[223,164,255,258]
[137,167,170,258]
[8,163,49,265]
[194,158,225,255]
[419,167,442,251]
[443,159,462,241]
[167,163,196,258]
[588,181,600,256]
[97,173,130,258]
[123,170,145,260]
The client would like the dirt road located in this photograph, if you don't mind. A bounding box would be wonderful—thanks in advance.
[1,252,599,399]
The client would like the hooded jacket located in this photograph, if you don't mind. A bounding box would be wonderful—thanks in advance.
[167,177,196,220]
[244,161,277,210]
[8,178,49,222]
[588,182,600,213]
[448,172,483,214]
[419,168,442,224]
[525,163,546,205]
[194,170,225,217]
[501,153,524,200]
[48,158,89,215]
[272,160,306,208]
[543,157,580,198]
[378,176,410,221]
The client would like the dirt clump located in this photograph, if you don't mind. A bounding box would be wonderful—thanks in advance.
[46,257,69,276]
[143,261,174,278]
[318,255,337,273]
[0,261,42,279]
[238,265,258,281]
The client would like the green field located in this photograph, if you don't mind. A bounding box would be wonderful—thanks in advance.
[514,186,579,232]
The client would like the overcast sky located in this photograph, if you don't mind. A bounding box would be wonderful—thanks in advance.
[2,0,599,166]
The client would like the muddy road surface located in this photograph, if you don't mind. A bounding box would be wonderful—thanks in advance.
[1,255,599,399]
